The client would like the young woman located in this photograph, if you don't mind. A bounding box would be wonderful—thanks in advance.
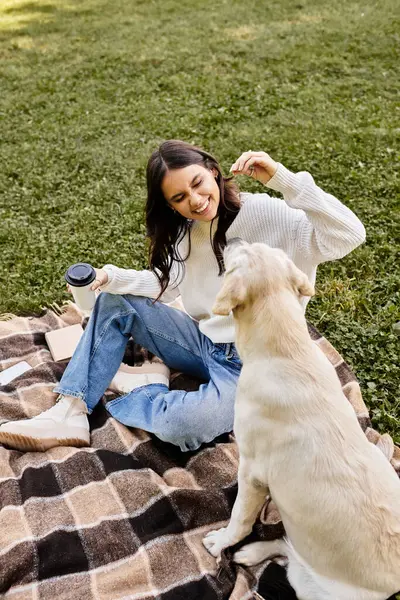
[0,140,366,452]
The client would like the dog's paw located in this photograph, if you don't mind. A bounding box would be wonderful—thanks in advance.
[202,527,229,558]
[234,541,287,567]
[234,542,270,566]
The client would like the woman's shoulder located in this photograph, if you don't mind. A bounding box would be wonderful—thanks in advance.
[238,190,286,214]
[228,190,301,239]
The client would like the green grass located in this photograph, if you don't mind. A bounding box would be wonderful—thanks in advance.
[0,0,399,442]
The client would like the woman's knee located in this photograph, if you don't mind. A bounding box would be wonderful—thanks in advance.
[156,402,233,452]
[156,427,206,452]
[96,292,122,309]
[95,292,148,312]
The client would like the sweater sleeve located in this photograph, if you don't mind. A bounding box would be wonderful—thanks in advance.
[99,261,182,303]
[266,163,366,263]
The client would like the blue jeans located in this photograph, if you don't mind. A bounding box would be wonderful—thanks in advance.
[53,293,242,451]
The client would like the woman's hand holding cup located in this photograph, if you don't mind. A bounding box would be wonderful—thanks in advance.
[66,268,108,294]
[65,262,105,312]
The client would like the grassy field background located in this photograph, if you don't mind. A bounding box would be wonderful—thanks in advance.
[0,0,399,442]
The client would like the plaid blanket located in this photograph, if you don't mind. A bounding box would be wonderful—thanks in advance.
[1,300,399,600]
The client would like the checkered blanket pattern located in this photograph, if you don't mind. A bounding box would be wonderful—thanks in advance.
[0,300,399,599]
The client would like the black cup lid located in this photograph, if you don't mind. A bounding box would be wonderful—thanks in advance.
[65,263,96,287]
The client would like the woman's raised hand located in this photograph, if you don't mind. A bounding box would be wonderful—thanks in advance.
[230,150,278,184]
[66,268,109,294]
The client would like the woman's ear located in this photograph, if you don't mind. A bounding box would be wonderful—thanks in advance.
[212,270,247,315]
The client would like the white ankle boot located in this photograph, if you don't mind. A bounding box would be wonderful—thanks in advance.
[0,395,90,452]
[109,361,170,395]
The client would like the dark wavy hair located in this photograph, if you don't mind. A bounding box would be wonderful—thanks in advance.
[146,140,241,302]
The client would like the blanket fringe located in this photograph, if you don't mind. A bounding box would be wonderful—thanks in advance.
[0,301,78,323]
[43,302,70,317]
[0,313,17,322]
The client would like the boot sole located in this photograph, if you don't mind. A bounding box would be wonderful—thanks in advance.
[0,432,90,452]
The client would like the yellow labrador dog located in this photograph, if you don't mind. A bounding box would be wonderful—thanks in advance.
[203,239,400,600]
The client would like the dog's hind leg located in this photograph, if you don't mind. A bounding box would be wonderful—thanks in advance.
[234,539,288,566]
[234,540,329,600]
[203,459,268,557]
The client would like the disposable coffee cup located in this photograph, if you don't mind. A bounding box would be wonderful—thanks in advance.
[65,263,97,311]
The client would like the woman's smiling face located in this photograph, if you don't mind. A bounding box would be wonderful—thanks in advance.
[161,164,220,221]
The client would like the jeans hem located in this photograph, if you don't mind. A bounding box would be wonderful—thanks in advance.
[106,383,169,409]
[52,387,93,414]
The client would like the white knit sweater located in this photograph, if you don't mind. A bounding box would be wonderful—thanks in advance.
[101,163,366,342]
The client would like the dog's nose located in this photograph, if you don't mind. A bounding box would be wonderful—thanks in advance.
[227,237,244,247]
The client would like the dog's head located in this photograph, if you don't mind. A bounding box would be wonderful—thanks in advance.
[212,239,315,316]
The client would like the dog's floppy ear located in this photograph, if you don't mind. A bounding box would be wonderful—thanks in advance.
[289,263,315,297]
[212,270,247,315]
